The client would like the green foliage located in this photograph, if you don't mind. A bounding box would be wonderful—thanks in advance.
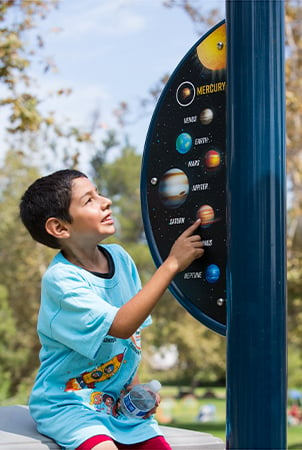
[156,386,302,448]
[142,298,226,386]
[0,0,59,133]
[0,151,55,400]
[93,137,144,242]
[288,345,302,389]
[0,284,20,401]
[284,2,302,371]
[0,0,93,170]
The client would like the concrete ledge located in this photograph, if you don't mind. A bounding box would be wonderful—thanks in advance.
[0,405,225,449]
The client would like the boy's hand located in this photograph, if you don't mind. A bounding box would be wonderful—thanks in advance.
[167,219,204,273]
[143,392,161,419]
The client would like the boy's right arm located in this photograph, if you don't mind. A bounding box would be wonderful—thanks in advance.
[108,219,204,339]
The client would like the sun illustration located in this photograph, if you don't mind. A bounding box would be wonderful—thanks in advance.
[197,23,226,71]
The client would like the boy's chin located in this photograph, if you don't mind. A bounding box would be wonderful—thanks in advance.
[101,227,116,239]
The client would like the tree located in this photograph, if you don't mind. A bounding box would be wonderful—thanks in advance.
[0,284,21,401]
[0,1,87,401]
[0,0,59,133]
[0,150,56,399]
[285,0,302,208]
[0,0,93,169]
[284,1,302,387]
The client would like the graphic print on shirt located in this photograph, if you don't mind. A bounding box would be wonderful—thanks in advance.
[65,351,125,391]
[90,391,119,416]
[90,391,103,410]
[130,329,142,355]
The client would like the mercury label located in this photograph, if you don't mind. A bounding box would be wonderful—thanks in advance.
[197,81,226,96]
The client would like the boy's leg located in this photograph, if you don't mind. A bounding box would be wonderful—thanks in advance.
[116,436,172,450]
[76,435,171,450]
[91,443,118,450]
[76,435,118,450]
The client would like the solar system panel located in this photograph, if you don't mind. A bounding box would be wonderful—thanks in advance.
[141,21,227,336]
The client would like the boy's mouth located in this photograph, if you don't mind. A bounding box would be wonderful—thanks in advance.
[102,214,113,224]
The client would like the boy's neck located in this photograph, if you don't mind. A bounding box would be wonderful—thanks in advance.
[62,245,109,273]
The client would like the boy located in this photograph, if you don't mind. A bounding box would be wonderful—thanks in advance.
[20,169,204,450]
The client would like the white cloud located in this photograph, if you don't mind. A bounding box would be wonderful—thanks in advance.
[35,76,114,130]
[51,0,146,40]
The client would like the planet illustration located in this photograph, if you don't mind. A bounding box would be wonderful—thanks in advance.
[176,133,192,154]
[176,81,195,106]
[200,108,214,125]
[196,23,226,70]
[205,264,220,283]
[197,204,215,228]
[158,168,189,209]
[182,87,191,99]
[205,150,221,169]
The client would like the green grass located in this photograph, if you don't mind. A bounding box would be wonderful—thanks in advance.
[156,387,302,449]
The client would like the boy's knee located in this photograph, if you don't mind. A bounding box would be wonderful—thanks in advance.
[91,441,118,450]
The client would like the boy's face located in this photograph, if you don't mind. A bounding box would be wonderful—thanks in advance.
[67,177,115,243]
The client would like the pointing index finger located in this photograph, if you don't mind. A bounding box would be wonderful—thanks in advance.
[181,219,201,237]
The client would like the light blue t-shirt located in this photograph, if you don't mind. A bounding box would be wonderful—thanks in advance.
[29,244,161,449]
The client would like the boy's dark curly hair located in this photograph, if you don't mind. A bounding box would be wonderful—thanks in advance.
[20,169,87,249]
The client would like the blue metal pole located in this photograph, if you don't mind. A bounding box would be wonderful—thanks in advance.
[226,1,287,449]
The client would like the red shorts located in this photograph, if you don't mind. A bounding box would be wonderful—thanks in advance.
[75,435,172,450]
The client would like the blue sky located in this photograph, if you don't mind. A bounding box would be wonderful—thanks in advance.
[29,0,224,165]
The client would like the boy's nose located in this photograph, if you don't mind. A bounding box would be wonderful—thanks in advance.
[100,196,112,209]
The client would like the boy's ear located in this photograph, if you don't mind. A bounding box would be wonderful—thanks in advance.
[45,217,70,240]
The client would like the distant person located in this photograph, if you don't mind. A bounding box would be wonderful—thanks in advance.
[288,404,302,425]
[20,169,204,450]
[197,404,216,422]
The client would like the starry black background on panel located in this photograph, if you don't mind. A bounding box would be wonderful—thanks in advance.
[141,22,227,332]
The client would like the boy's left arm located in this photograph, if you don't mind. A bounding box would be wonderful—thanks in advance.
[126,373,140,390]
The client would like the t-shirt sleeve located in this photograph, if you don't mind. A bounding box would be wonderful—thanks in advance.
[41,268,119,360]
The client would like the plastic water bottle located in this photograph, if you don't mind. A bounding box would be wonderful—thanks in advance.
[120,379,161,418]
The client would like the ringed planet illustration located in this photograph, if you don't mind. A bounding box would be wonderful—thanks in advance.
[197,204,215,228]
[205,264,221,283]
[200,108,214,125]
[158,168,189,209]
[196,23,226,70]
[205,150,221,169]
[176,132,193,154]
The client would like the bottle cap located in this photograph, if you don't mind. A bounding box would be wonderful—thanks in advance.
[149,379,162,392]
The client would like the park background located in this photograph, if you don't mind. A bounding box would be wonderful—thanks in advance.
[0,0,301,447]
